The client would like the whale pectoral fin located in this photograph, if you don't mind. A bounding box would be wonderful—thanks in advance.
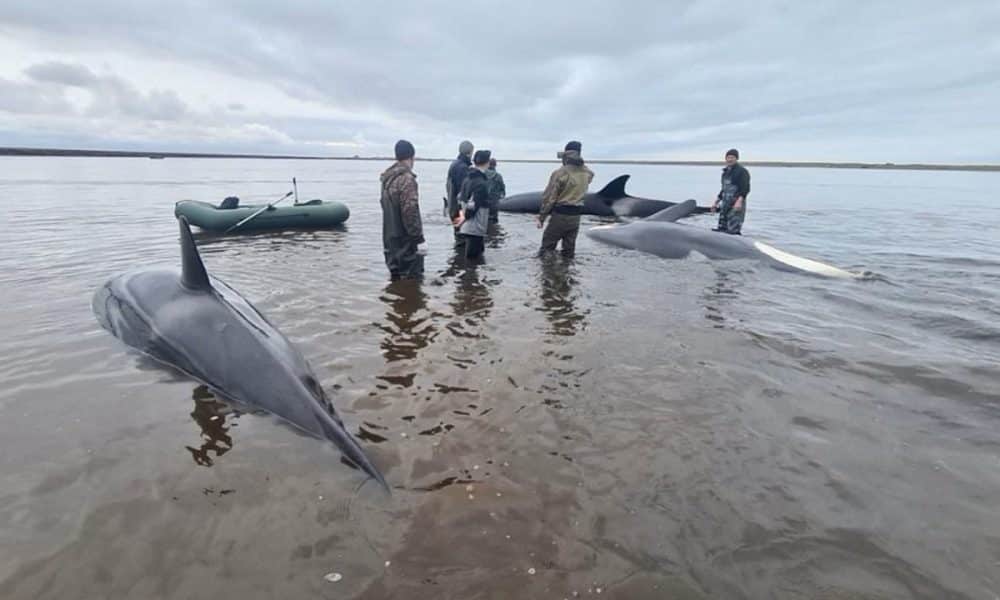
[178,216,212,290]
[644,199,698,222]
[596,174,630,200]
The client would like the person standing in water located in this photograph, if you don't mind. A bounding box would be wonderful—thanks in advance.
[446,140,474,243]
[379,140,426,279]
[485,157,506,224]
[455,150,493,261]
[712,148,751,235]
[537,140,594,258]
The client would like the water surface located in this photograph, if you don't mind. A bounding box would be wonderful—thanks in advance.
[0,158,998,599]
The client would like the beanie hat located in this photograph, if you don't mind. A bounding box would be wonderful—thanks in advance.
[458,140,474,155]
[726,148,739,159]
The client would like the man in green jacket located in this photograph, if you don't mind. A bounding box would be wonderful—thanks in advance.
[537,141,594,257]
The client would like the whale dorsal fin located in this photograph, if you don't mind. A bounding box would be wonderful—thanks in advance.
[644,199,698,222]
[596,174,630,200]
[178,216,211,290]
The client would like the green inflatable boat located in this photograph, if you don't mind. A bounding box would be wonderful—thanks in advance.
[174,199,350,232]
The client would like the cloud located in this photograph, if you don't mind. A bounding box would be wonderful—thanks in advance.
[0,1,997,161]
[24,61,98,87]
[6,61,189,122]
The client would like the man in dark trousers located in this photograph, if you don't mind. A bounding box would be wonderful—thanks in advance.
[380,140,425,279]
[455,150,493,261]
[537,140,594,257]
[446,140,474,242]
[485,157,506,224]
[712,148,751,235]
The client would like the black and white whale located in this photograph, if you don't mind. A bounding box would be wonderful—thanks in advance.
[498,174,711,218]
[586,200,860,278]
[92,217,387,488]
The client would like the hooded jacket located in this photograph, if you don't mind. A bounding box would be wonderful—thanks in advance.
[380,161,424,245]
[539,151,595,217]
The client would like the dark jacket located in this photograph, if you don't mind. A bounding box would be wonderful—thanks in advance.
[460,168,491,218]
[485,169,505,210]
[719,163,751,200]
[458,168,491,237]
[446,153,472,218]
[380,161,423,245]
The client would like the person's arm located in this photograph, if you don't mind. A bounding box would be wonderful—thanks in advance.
[537,170,565,226]
[471,179,490,215]
[734,168,750,210]
[497,173,506,198]
[399,176,424,244]
[712,178,723,211]
[447,164,464,218]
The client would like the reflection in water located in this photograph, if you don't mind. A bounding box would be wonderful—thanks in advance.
[536,255,587,337]
[185,385,235,467]
[702,269,741,328]
[486,222,507,249]
[448,255,494,330]
[376,278,433,362]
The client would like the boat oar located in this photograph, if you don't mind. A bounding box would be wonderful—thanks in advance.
[225,191,293,233]
[293,177,298,205]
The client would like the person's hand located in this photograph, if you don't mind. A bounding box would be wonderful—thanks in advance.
[733,198,744,210]
[536,215,545,229]
[452,211,465,227]
[416,242,428,255]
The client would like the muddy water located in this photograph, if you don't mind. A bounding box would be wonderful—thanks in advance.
[0,158,998,599]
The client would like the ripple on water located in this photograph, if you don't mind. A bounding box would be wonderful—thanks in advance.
[1,159,999,599]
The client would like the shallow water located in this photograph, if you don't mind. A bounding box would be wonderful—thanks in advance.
[0,157,998,599]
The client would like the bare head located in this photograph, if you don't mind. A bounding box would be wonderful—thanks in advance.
[473,149,492,171]
[394,139,415,168]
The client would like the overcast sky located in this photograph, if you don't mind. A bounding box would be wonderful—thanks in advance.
[0,1,997,162]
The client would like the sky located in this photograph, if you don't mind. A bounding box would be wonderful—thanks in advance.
[0,0,997,162]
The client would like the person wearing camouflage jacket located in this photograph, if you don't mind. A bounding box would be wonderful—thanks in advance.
[537,141,594,257]
[380,140,425,279]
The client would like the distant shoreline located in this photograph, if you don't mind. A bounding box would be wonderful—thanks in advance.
[1,146,997,172]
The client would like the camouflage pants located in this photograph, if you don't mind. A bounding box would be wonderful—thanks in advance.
[717,201,745,235]
[540,213,581,257]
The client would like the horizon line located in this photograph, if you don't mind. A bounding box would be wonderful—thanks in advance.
[1,146,997,172]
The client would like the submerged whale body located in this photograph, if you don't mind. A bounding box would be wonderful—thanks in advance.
[498,174,710,218]
[586,200,860,278]
[92,217,387,488]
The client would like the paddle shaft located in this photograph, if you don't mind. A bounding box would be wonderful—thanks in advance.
[293,177,298,205]
[225,191,293,233]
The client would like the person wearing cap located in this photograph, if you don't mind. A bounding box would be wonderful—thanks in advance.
[380,140,426,278]
[446,140,474,233]
[537,140,594,257]
[712,148,751,235]
[485,157,506,224]
[454,149,493,260]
